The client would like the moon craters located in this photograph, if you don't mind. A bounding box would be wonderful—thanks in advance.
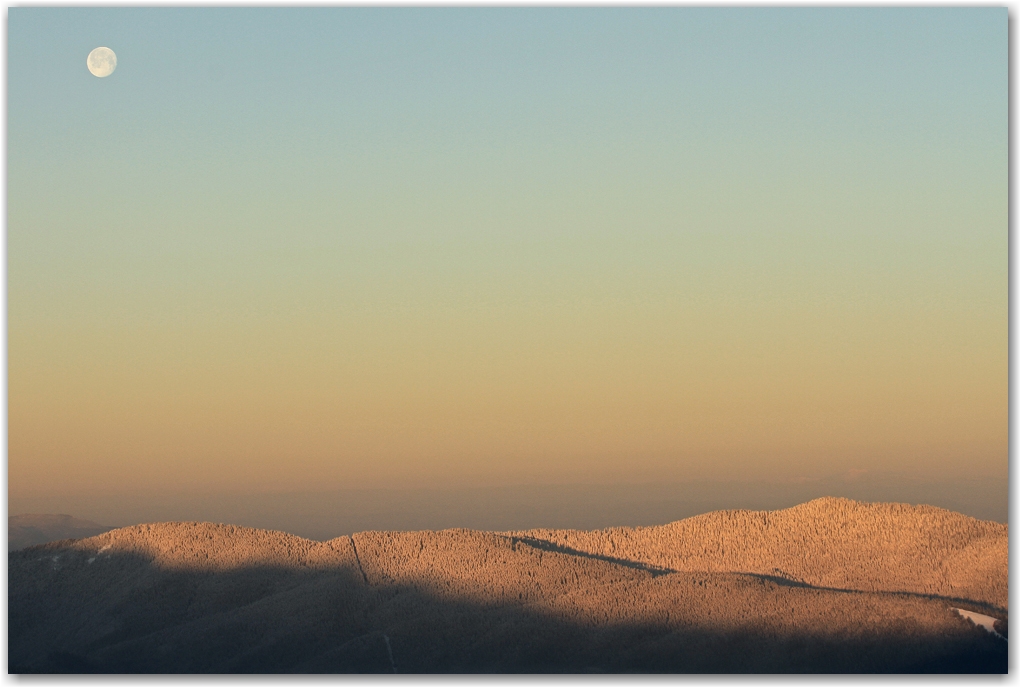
[87,47,117,78]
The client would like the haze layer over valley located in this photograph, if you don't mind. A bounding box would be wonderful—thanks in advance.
[8,514,111,552]
[9,498,1006,673]
[9,472,1006,546]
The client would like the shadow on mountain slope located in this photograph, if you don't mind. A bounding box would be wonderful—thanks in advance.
[509,497,1009,612]
[9,539,1006,674]
[510,534,1008,621]
[509,535,677,576]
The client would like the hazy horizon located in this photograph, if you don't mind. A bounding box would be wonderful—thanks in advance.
[10,472,1007,543]
[8,9,1006,531]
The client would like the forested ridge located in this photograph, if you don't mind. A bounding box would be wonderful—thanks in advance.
[510,497,1007,609]
[8,498,1007,673]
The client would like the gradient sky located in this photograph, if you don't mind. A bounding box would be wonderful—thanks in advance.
[8,8,1006,503]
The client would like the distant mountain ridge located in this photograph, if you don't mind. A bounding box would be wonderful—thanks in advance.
[8,498,1007,673]
[509,496,1008,610]
[8,514,112,552]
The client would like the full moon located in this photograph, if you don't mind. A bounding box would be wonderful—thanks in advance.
[87,47,117,77]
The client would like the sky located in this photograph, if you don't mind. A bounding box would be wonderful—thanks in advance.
[7,8,1007,527]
